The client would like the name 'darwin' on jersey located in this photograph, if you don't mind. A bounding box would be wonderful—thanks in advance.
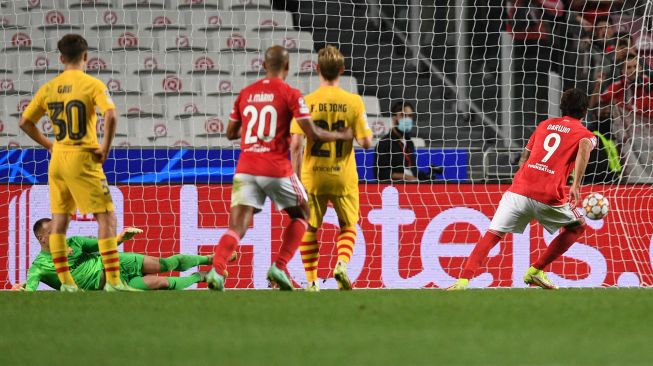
[547,124,571,133]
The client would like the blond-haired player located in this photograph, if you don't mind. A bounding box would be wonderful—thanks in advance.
[19,34,136,292]
[290,45,373,291]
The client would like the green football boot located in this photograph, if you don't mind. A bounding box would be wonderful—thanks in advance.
[267,263,294,291]
[333,261,352,290]
[305,281,320,292]
[206,269,225,292]
[445,278,469,291]
[524,266,558,289]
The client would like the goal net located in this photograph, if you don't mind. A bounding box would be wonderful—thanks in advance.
[1,0,652,289]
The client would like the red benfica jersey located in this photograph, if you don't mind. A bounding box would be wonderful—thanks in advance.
[230,78,311,177]
[509,116,597,206]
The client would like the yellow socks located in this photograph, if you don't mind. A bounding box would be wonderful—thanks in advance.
[98,237,121,286]
[50,233,76,286]
[299,231,319,282]
[337,227,356,264]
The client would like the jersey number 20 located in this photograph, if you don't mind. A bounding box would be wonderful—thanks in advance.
[243,105,277,144]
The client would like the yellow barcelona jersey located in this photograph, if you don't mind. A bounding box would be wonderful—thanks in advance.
[290,86,372,195]
[22,70,115,151]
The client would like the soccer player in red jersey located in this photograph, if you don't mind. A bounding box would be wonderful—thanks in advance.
[206,46,353,291]
[449,88,598,290]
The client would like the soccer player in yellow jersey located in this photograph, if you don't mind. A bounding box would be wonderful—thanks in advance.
[290,45,373,291]
[19,34,135,292]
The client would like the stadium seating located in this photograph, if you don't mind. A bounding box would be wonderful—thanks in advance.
[0,2,369,147]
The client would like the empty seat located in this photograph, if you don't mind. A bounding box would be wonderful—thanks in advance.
[217,94,238,119]
[159,95,219,118]
[178,52,230,75]
[118,0,165,8]
[182,10,238,29]
[171,0,220,10]
[229,51,264,76]
[201,75,246,95]
[140,73,200,95]
[91,72,141,94]
[111,94,166,117]
[14,0,58,10]
[287,75,319,95]
[362,95,381,116]
[184,114,227,137]
[0,53,11,73]
[289,52,316,75]
[0,111,20,136]
[30,9,77,29]
[70,7,132,30]
[152,29,209,51]
[1,29,47,52]
[99,29,155,51]
[0,75,34,94]
[134,10,183,29]
[8,51,63,75]
[86,51,121,73]
[95,112,130,137]
[66,1,112,8]
[122,50,179,75]
[2,95,33,118]
[238,10,293,30]
[128,118,185,141]
[255,30,313,52]
[225,0,271,10]
[209,30,261,51]
[0,12,31,28]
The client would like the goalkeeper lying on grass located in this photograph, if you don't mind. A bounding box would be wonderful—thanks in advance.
[12,218,235,291]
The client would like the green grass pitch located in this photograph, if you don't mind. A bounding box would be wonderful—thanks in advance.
[1,289,653,366]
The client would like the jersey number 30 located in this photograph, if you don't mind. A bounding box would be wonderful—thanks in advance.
[243,105,277,144]
[47,100,87,141]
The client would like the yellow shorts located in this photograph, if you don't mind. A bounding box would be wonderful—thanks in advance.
[307,191,359,229]
[49,150,114,215]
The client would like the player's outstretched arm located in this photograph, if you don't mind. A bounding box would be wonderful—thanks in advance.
[19,117,53,152]
[290,134,304,178]
[96,109,117,163]
[569,139,594,206]
[226,120,242,140]
[296,118,353,142]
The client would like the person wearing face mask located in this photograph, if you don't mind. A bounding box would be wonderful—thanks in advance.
[375,101,441,182]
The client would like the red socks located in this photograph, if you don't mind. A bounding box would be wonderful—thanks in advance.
[213,229,240,275]
[275,219,308,271]
[461,231,503,280]
[533,225,585,270]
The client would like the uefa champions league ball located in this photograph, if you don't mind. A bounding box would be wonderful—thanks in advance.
[582,193,609,220]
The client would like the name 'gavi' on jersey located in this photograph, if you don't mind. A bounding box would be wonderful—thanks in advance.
[290,86,372,195]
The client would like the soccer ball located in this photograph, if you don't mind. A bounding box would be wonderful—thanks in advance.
[582,193,609,220]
